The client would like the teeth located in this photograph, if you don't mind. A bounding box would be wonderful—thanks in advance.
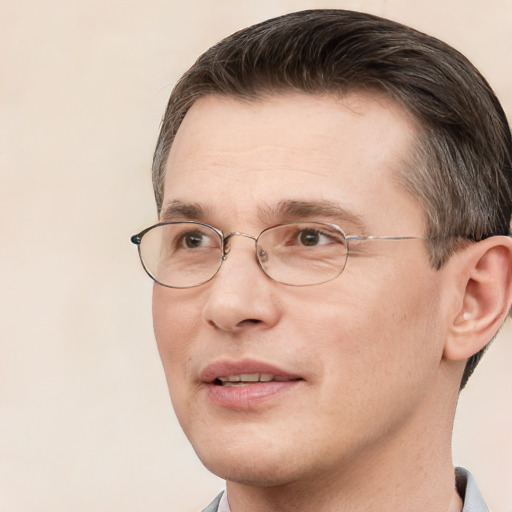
[218,375,241,383]
[217,373,278,385]
[241,373,259,382]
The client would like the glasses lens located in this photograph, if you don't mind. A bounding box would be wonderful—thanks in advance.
[257,222,348,285]
[139,223,223,288]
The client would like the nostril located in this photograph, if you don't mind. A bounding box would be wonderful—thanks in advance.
[238,318,261,326]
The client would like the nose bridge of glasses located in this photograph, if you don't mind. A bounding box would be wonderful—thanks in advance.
[221,231,259,259]
[223,232,258,242]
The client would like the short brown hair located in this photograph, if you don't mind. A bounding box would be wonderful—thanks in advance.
[151,10,512,388]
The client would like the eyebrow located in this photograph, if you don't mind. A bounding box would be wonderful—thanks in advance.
[160,200,209,222]
[160,198,368,234]
[259,200,368,234]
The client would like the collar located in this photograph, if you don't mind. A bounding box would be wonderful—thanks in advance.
[217,490,231,512]
[456,467,489,512]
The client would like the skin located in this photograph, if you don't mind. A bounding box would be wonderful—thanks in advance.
[152,92,468,512]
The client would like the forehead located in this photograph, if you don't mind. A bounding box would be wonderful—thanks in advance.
[162,92,423,233]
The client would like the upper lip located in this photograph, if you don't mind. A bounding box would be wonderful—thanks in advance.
[199,359,302,383]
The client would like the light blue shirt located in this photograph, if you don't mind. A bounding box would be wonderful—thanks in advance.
[456,467,489,512]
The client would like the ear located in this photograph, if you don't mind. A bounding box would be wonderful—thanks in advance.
[444,236,512,362]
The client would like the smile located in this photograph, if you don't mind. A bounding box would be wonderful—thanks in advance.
[215,373,296,386]
[201,360,303,409]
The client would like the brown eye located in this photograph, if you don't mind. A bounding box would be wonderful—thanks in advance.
[298,229,322,246]
[182,231,207,248]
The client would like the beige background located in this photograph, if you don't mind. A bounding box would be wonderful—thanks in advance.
[1,1,511,511]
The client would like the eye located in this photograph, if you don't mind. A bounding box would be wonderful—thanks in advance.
[173,228,220,250]
[181,231,208,248]
[297,228,333,246]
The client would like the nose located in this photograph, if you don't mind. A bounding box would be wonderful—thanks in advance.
[202,234,281,333]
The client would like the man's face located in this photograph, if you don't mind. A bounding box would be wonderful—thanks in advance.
[153,92,452,486]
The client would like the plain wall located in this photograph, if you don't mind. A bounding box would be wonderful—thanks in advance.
[1,1,511,511]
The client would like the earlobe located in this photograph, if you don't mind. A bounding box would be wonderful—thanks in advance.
[444,236,512,362]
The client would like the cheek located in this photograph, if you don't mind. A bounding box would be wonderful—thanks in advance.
[289,261,445,380]
[152,286,206,430]
[352,272,445,390]
[152,285,203,377]
[312,272,445,431]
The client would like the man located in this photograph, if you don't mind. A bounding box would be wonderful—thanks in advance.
[131,10,512,512]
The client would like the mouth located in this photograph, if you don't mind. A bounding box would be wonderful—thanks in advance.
[214,373,299,387]
[201,360,303,409]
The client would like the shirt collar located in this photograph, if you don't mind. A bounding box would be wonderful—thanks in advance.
[456,467,489,512]
[217,490,231,512]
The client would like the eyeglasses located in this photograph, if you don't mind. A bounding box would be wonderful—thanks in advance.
[131,221,428,288]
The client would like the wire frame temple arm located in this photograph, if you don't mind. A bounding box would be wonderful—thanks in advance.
[345,235,431,241]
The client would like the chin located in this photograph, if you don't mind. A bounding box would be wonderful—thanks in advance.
[190,431,324,488]
[192,436,300,487]
[201,455,300,487]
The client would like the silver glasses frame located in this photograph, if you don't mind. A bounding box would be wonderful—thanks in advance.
[131,221,430,288]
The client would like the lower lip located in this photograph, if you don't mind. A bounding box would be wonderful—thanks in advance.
[205,380,301,410]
